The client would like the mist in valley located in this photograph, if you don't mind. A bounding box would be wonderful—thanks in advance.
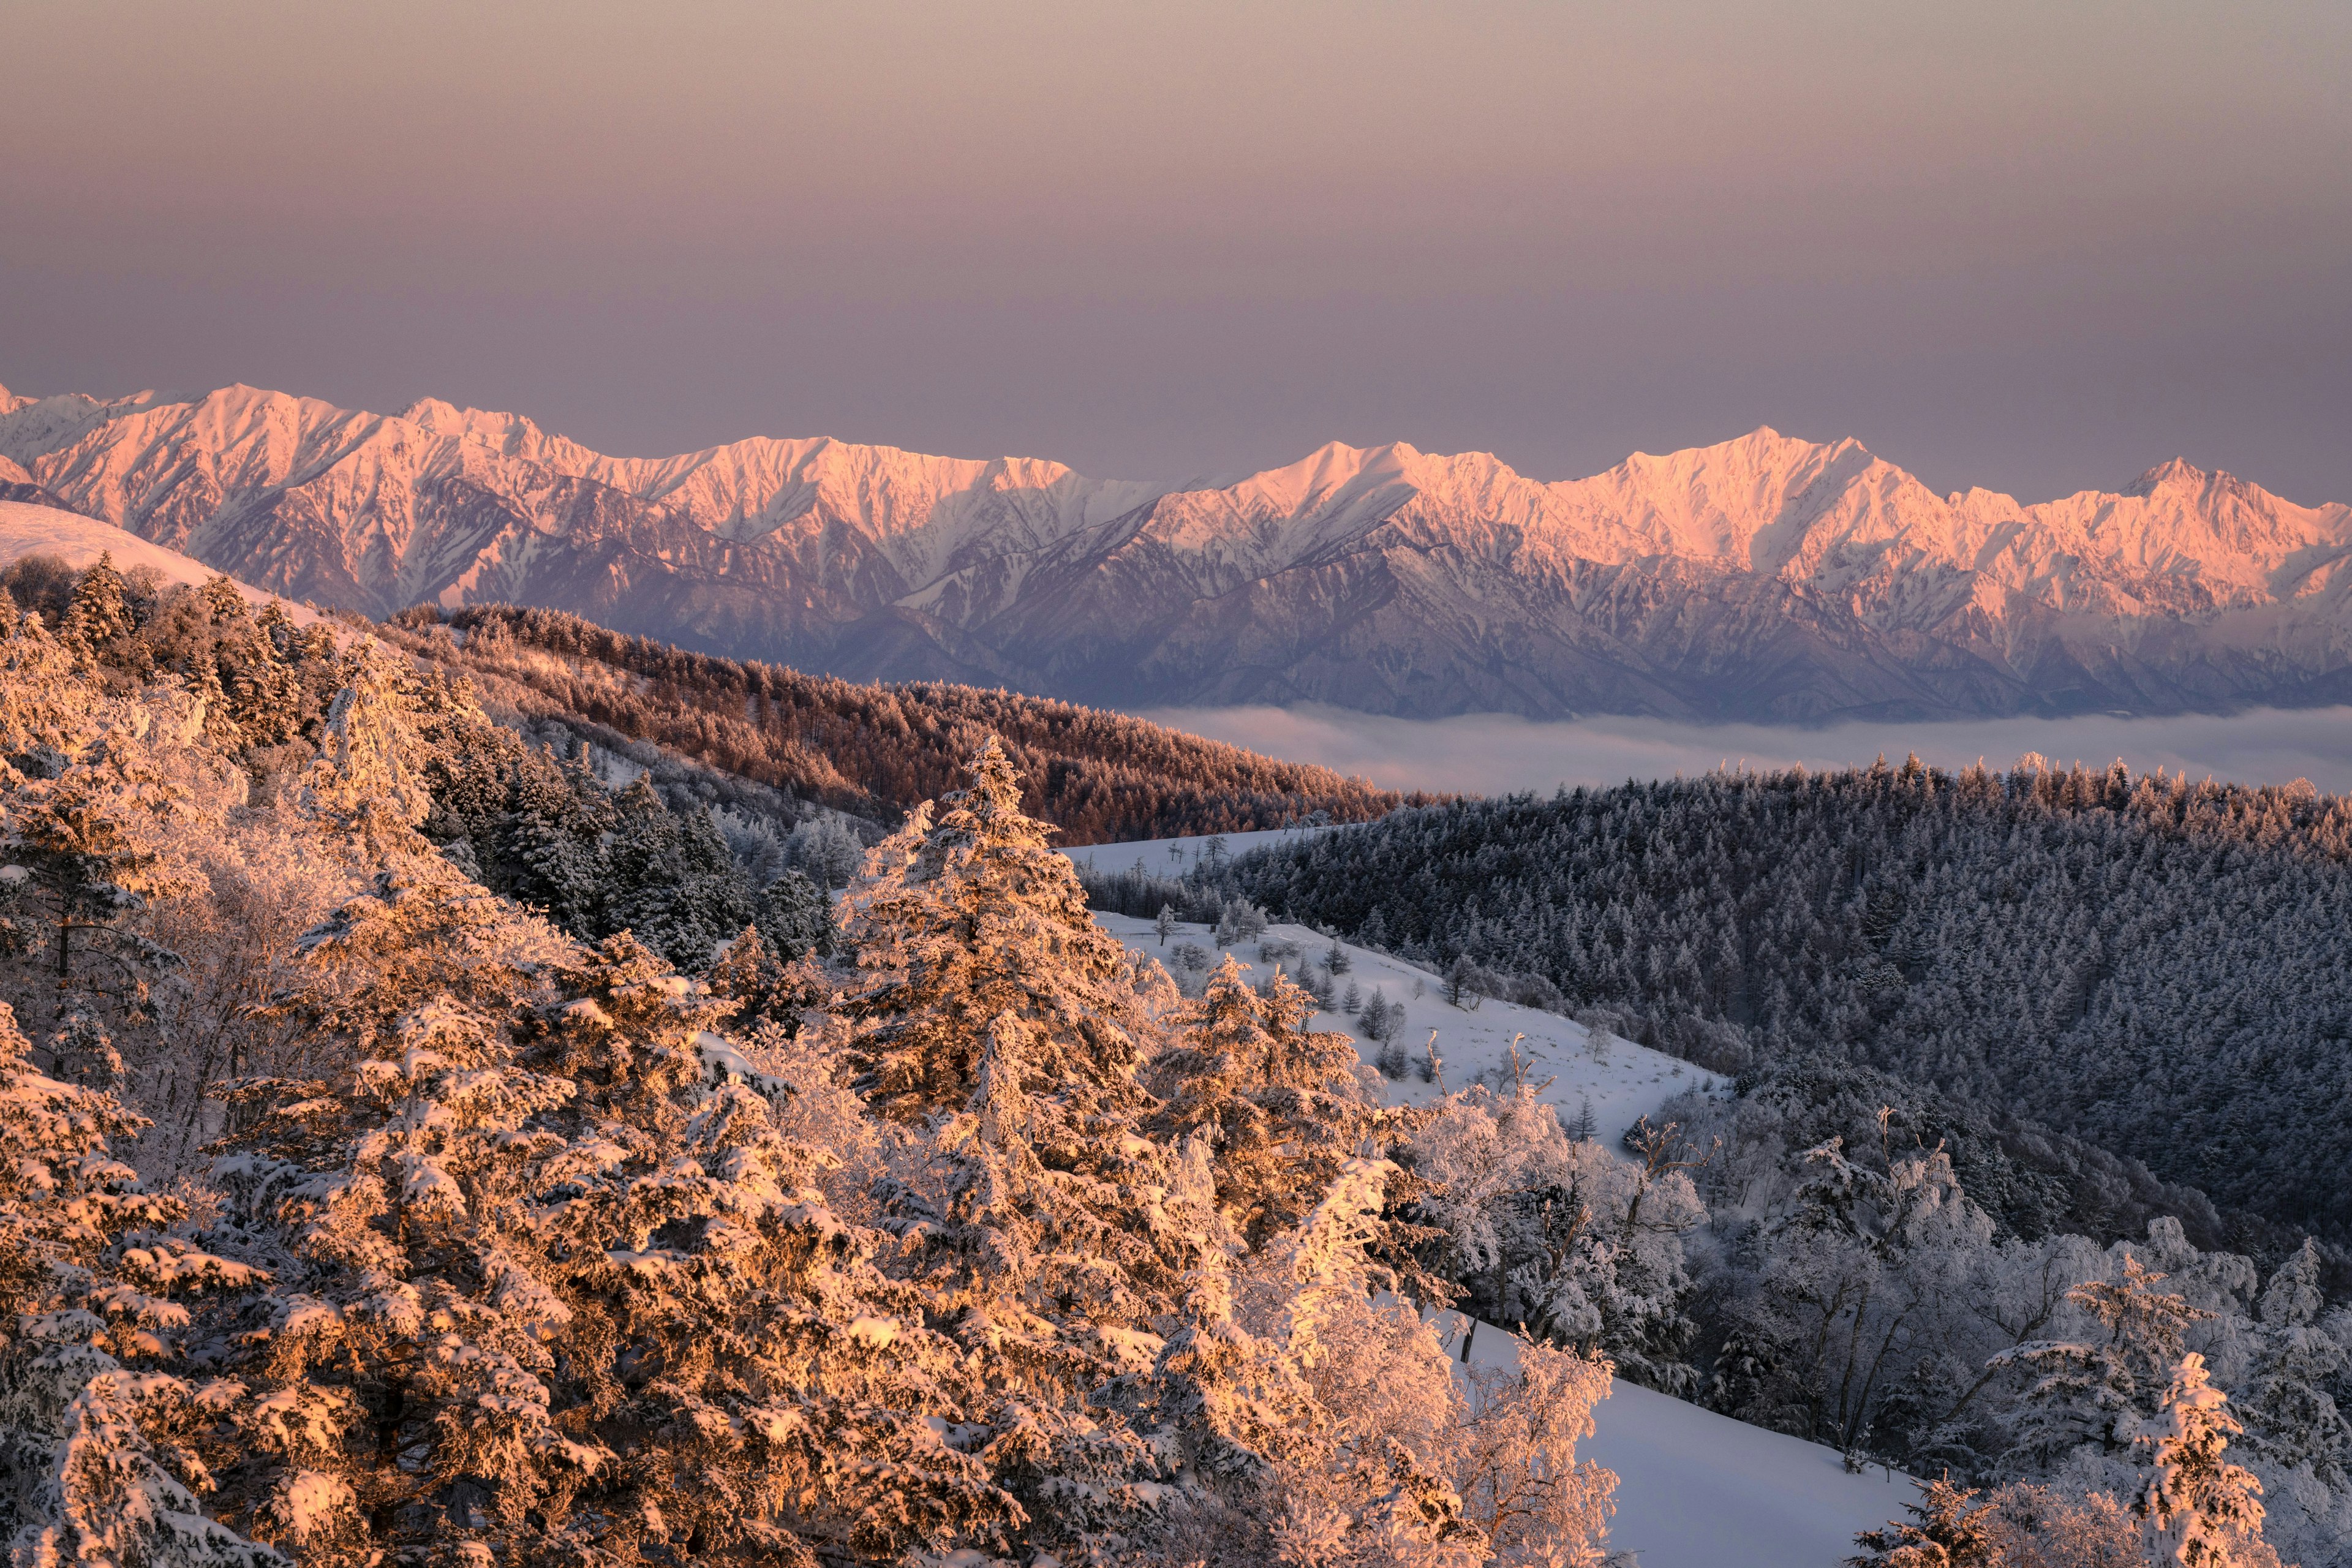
[1145,702,2352,797]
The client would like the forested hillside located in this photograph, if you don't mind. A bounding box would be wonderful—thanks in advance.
[0,552,2336,1566]
[0,556,1631,1567]
[1215,760,2352,1244]
[386,601,1416,843]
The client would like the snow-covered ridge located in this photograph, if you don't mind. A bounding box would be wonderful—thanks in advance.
[0,499,322,625]
[5,377,2350,720]
[1090,908,1723,1153]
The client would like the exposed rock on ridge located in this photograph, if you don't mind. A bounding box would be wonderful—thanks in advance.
[3,380,2348,720]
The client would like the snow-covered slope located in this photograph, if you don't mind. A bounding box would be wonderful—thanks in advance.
[1090,909,1724,1150]
[0,499,321,624]
[7,379,2350,720]
[1429,1311,1907,1568]
[1065,826,1343,880]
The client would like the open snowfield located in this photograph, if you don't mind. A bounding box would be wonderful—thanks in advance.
[0,499,322,623]
[1430,1311,1907,1568]
[1092,910,1724,1151]
[1063,824,1349,879]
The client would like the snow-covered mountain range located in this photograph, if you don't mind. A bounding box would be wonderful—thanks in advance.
[7,380,2350,720]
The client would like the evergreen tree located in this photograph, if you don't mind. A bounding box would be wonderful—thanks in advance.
[498,746,609,934]
[601,778,758,970]
[2244,1240,2351,1479]
[2135,1354,2269,1567]
[839,739,1219,1558]
[756,867,834,962]
[297,641,434,862]
[207,873,1019,1564]
[1996,1254,2215,1466]
[1149,952,1390,1248]
[0,1001,274,1567]
[1848,1474,2001,1567]
[0,630,207,1012]
[59,552,136,664]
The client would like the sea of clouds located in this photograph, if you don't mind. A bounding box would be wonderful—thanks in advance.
[1143,705,2352,798]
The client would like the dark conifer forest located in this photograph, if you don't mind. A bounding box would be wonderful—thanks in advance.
[1214,760,2352,1243]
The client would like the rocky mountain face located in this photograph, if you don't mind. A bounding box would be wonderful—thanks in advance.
[4,380,2348,720]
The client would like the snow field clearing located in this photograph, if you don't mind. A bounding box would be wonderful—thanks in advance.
[1064,824,1348,880]
[1091,911,1727,1152]
[1428,1311,1908,1568]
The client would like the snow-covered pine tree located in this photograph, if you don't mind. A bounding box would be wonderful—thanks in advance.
[756,867,834,962]
[2242,1240,2352,1482]
[601,777,757,970]
[207,864,1019,1564]
[839,739,1219,1556]
[58,552,137,667]
[1994,1253,2216,1469]
[498,745,610,936]
[842,737,1155,1126]
[296,641,435,863]
[0,1000,276,1568]
[2134,1353,2271,1567]
[1148,952,1392,1249]
[784,813,865,892]
[1847,1474,2000,1567]
[0,640,214,1017]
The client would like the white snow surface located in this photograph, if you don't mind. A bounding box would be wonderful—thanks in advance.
[1429,1311,1908,1568]
[1091,909,1724,1151]
[1063,825,1345,879]
[0,500,321,624]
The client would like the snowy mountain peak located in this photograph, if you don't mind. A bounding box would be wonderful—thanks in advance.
[2123,456,2220,497]
[4,379,2349,720]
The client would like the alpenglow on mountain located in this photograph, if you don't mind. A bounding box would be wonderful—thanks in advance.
[6,380,2351,722]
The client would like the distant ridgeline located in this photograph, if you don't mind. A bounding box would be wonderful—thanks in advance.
[1208,758,2352,1246]
[386,602,1417,843]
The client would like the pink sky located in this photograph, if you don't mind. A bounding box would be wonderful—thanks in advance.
[2,1,2346,503]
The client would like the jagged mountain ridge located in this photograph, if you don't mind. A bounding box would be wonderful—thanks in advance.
[4,379,2348,720]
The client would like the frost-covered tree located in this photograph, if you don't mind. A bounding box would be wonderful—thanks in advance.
[58,552,137,665]
[296,641,435,863]
[1848,1474,2002,1566]
[2134,1354,2271,1567]
[1995,1254,2216,1468]
[0,1001,274,1568]
[0,623,220,1020]
[755,867,834,962]
[842,737,1157,1124]
[1412,1088,1703,1389]
[203,869,1019,1564]
[840,738,1218,1556]
[1149,953,1390,1248]
[785,812,866,892]
[601,777,758,969]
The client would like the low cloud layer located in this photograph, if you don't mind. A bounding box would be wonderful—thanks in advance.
[1144,705,2352,798]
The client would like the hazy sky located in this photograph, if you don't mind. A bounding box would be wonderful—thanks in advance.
[3,1,2348,503]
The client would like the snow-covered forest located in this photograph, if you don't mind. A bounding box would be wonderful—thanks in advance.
[1205,769,2352,1246]
[0,554,2333,1566]
[376,602,1420,844]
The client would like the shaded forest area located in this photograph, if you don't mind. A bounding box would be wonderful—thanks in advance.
[1208,758,2352,1246]
[385,602,1420,842]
